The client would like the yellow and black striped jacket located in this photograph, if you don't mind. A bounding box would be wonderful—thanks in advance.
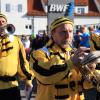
[30,39,84,100]
[89,33,100,51]
[0,35,33,89]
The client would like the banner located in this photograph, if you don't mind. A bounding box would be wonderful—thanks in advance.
[48,0,74,32]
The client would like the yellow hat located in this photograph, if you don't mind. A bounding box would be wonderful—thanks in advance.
[50,17,74,31]
[0,13,7,22]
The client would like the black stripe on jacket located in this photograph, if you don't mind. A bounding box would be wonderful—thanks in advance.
[19,50,32,80]
[55,95,69,99]
[32,56,68,76]
[2,47,13,52]
[91,39,100,50]
[50,52,65,60]
[55,84,68,89]
[2,41,10,45]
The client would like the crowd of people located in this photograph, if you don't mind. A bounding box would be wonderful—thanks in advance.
[74,25,100,49]
[0,13,100,100]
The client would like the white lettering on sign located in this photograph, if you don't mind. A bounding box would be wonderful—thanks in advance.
[49,4,68,12]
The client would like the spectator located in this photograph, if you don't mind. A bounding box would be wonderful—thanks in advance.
[21,35,31,60]
[80,25,90,48]
[74,30,82,48]
[31,33,49,50]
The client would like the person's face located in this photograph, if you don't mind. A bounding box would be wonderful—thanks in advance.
[52,23,73,49]
[0,17,7,26]
[0,17,7,33]
[87,62,96,70]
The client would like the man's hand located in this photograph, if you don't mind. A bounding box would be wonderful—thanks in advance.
[24,82,33,100]
[71,47,90,67]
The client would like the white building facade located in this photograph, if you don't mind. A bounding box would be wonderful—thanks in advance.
[74,1,100,30]
[33,16,47,35]
[0,0,99,35]
[0,0,32,35]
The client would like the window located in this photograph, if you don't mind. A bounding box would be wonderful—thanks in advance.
[76,25,81,30]
[5,4,10,12]
[77,8,85,14]
[25,25,28,29]
[25,25,32,29]
[29,25,32,29]
[18,4,22,12]
[94,26,96,29]
[96,26,99,29]
[98,26,100,30]
[76,25,79,29]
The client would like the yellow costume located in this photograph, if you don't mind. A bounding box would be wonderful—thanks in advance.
[30,39,84,100]
[83,70,100,89]
[0,35,33,89]
[89,33,100,51]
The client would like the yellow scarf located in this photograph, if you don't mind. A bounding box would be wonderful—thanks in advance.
[0,34,13,57]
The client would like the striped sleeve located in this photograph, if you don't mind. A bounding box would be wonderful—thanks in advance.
[17,37,33,80]
[29,50,71,85]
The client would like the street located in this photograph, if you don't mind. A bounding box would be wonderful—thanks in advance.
[19,81,36,100]
[20,90,36,100]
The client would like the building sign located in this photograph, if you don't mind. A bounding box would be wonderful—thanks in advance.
[48,0,74,33]
[48,4,69,13]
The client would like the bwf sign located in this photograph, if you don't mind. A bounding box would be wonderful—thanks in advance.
[48,0,74,33]
[48,4,69,13]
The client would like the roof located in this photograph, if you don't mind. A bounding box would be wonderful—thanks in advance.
[75,0,100,16]
[75,0,88,6]
[27,0,47,16]
[27,0,100,16]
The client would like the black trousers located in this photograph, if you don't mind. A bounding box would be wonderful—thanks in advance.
[0,86,21,100]
[84,88,100,100]
[96,91,100,100]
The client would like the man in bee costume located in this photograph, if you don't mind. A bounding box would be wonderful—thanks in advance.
[82,27,100,100]
[89,32,100,51]
[0,13,33,100]
[30,17,90,100]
